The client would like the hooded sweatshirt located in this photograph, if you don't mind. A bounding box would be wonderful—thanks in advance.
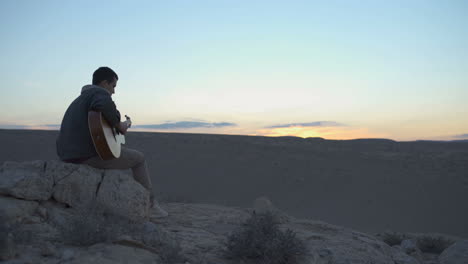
[56,84,121,162]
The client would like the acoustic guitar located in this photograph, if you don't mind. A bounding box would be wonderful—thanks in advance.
[88,111,132,160]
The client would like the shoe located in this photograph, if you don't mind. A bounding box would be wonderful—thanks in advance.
[149,202,169,219]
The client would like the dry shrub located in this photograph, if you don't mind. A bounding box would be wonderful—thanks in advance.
[377,231,407,247]
[224,211,307,264]
[415,234,455,254]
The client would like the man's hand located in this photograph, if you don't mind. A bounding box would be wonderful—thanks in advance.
[118,121,130,135]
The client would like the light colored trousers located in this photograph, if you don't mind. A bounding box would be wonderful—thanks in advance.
[83,147,155,203]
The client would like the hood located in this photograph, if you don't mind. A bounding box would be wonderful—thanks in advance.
[81,84,111,95]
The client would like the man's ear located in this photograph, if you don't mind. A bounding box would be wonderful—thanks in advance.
[98,80,108,87]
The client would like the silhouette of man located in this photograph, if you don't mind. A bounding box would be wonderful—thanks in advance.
[56,66,168,218]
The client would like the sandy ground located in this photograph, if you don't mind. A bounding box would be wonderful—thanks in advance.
[1,129,467,237]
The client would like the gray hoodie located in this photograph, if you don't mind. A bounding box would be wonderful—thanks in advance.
[81,84,111,95]
[56,85,121,162]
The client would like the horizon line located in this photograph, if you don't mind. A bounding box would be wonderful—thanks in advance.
[0,127,467,143]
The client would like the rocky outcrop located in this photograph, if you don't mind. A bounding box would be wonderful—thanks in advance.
[96,169,150,220]
[439,240,468,264]
[0,196,38,224]
[52,164,103,209]
[0,160,466,264]
[1,160,150,224]
[0,160,53,200]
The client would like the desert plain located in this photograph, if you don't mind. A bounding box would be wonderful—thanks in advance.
[0,128,467,238]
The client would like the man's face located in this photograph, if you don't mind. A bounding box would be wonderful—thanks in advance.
[100,78,117,95]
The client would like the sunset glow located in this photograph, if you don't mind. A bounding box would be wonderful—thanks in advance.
[256,126,387,140]
[0,1,467,141]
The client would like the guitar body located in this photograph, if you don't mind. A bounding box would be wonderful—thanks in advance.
[88,111,126,160]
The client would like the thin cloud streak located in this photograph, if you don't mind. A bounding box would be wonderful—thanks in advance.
[266,121,346,129]
[0,125,30,130]
[133,121,237,130]
[453,133,468,139]
[0,124,60,130]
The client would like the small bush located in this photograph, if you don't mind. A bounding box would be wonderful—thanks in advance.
[224,211,307,264]
[377,231,407,246]
[415,234,455,254]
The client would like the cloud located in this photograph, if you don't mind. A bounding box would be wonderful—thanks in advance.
[266,121,346,129]
[453,133,468,139]
[133,121,237,130]
[0,124,60,130]
[44,124,60,128]
[0,124,30,129]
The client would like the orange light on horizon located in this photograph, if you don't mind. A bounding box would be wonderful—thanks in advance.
[256,125,387,140]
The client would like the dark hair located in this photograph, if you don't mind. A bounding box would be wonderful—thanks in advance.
[92,67,118,85]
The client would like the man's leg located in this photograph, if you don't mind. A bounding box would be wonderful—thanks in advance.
[82,147,168,218]
[83,147,154,202]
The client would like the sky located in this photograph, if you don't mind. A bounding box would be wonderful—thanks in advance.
[0,0,467,141]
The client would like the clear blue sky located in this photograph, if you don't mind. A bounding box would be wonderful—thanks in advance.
[1,0,467,140]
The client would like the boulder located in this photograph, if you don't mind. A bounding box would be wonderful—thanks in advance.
[0,195,39,225]
[96,169,150,221]
[389,246,420,264]
[0,233,16,261]
[439,240,468,264]
[0,160,53,200]
[44,159,82,183]
[401,239,418,254]
[252,196,290,224]
[52,164,103,208]
[253,196,275,214]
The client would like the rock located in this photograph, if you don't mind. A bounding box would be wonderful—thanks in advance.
[253,196,275,214]
[96,170,150,221]
[389,246,420,264]
[62,248,75,260]
[43,200,74,228]
[40,241,57,257]
[0,160,53,200]
[36,206,47,220]
[0,233,16,261]
[52,164,103,208]
[44,159,81,183]
[252,196,290,223]
[401,239,418,254]
[290,219,396,264]
[22,216,42,224]
[0,195,39,225]
[439,240,468,264]
[67,243,161,264]
[139,221,177,248]
[15,222,61,244]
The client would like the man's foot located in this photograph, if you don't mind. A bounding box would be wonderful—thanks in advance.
[149,202,169,219]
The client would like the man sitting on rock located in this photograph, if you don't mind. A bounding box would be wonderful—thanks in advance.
[56,66,168,219]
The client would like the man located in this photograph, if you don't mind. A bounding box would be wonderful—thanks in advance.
[56,66,168,218]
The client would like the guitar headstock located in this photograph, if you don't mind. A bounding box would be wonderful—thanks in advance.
[125,115,132,128]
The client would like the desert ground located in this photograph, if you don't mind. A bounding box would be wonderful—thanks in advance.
[1,128,467,238]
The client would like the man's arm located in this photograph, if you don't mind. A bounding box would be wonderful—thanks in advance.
[89,93,121,129]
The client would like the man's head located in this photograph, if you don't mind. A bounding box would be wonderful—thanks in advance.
[92,67,118,95]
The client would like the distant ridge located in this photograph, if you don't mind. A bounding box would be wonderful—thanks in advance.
[0,128,467,143]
